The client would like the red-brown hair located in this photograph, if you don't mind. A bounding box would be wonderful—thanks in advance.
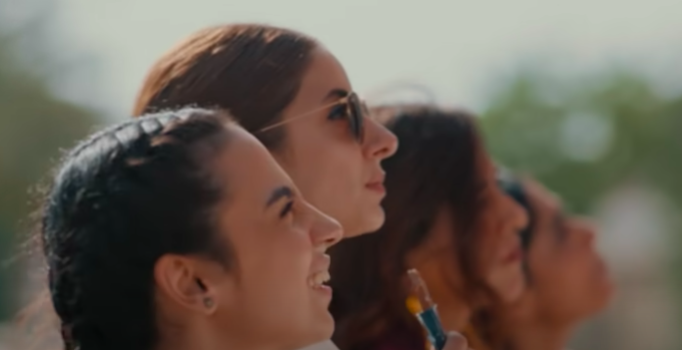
[133,23,318,149]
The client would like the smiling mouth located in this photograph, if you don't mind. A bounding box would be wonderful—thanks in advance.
[309,270,331,289]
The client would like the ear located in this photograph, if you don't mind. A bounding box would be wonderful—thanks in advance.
[154,254,232,315]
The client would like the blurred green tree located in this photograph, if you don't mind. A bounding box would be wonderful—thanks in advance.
[0,21,101,320]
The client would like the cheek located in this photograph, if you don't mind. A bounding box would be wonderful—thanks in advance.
[226,234,319,344]
[534,252,613,321]
[284,134,365,206]
[286,121,364,172]
[566,248,612,298]
[558,248,595,284]
[232,233,314,330]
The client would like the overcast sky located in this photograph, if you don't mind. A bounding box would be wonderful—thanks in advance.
[48,0,682,117]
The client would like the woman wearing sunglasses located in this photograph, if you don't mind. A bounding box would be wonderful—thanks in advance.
[486,175,614,350]
[133,23,396,239]
[40,108,343,350]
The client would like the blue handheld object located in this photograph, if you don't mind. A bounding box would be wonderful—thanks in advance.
[416,306,448,350]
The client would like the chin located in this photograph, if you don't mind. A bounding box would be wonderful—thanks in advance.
[361,209,386,236]
[344,205,385,238]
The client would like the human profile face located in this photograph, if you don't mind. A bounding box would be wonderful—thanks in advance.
[270,47,398,237]
[209,126,344,349]
[522,181,613,322]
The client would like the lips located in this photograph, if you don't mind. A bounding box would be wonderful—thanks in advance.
[366,182,385,193]
[366,172,386,194]
[499,237,523,264]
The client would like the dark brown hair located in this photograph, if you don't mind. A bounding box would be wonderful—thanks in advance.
[133,23,318,149]
[41,108,237,350]
[329,104,491,350]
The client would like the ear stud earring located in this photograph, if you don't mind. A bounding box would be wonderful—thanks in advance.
[203,297,214,308]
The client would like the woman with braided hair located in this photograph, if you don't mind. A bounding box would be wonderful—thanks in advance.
[40,107,343,350]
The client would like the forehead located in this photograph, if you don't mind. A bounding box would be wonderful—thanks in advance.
[296,47,352,100]
[213,127,294,209]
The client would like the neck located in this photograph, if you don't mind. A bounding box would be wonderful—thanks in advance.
[431,292,472,332]
[505,318,573,350]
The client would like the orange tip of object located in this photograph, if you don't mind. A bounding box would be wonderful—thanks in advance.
[406,295,423,314]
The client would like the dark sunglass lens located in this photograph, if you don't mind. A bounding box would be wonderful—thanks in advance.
[348,94,364,141]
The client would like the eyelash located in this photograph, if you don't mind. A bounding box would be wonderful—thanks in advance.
[328,104,348,120]
[280,201,294,218]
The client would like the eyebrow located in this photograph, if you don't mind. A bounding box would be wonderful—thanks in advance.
[266,186,293,209]
[552,211,567,240]
[322,88,349,102]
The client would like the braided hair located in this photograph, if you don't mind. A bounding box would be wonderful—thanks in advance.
[40,108,236,350]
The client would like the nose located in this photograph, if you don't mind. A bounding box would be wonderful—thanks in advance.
[307,203,343,250]
[363,118,399,160]
[503,192,529,233]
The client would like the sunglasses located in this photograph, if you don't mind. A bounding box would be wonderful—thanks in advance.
[259,92,367,142]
